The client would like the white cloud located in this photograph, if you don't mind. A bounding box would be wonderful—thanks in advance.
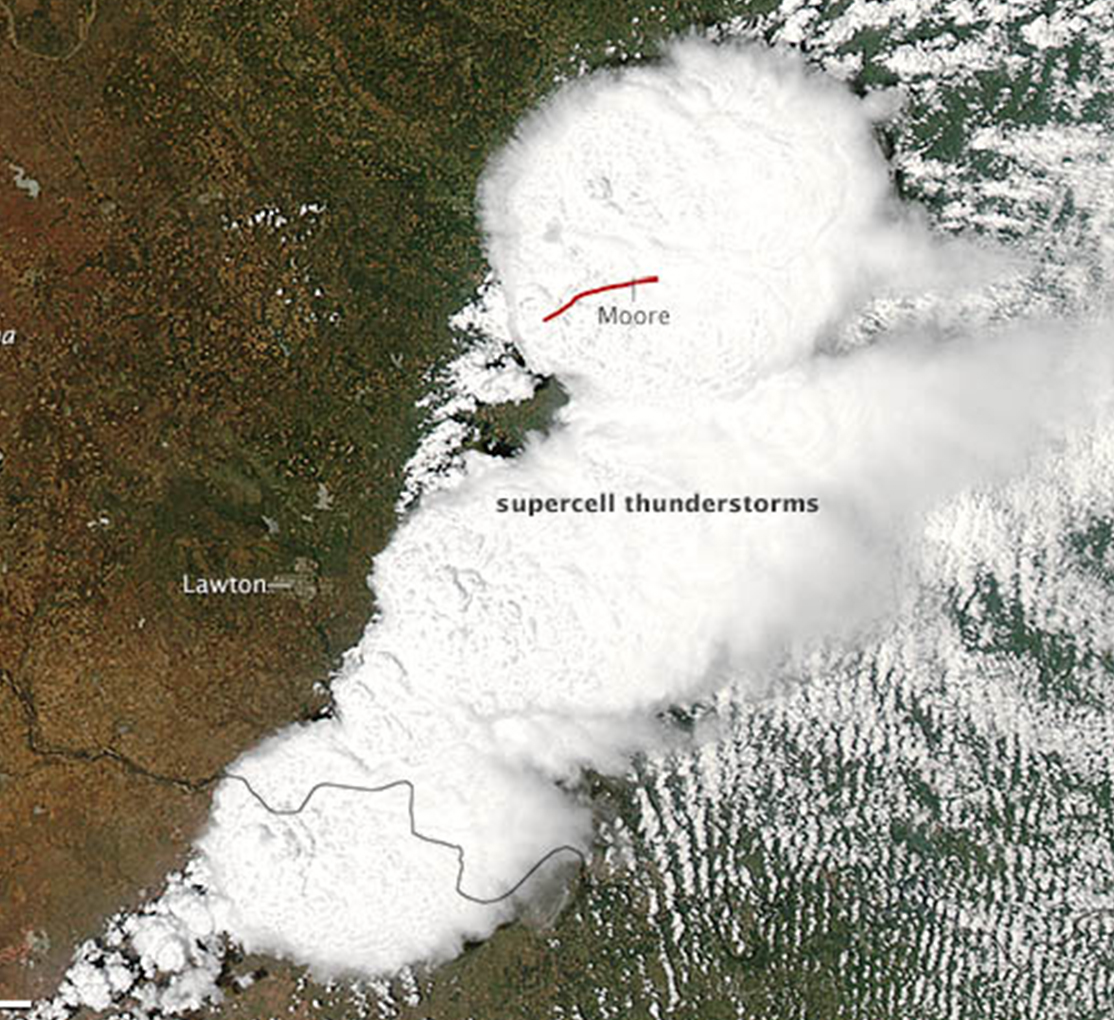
[35,866,226,1020]
[190,38,1114,978]
[40,37,1114,1006]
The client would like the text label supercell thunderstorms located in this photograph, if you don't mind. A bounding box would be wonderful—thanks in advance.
[52,36,1114,1002]
[495,493,821,515]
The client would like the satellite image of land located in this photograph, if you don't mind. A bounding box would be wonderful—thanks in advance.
[5,1,1114,1018]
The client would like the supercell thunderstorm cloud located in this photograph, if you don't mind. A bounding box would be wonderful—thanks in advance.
[193,40,1114,976]
[39,31,1114,1016]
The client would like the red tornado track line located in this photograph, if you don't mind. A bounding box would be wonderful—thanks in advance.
[542,275,660,323]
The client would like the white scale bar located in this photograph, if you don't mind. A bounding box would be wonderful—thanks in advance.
[0,1002,32,1010]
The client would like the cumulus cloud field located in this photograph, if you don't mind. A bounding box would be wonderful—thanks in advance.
[42,38,1114,1009]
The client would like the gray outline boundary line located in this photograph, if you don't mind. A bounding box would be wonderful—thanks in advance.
[219,772,589,906]
[1,668,588,908]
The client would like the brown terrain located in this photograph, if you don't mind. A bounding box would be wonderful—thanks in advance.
[0,0,760,1012]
